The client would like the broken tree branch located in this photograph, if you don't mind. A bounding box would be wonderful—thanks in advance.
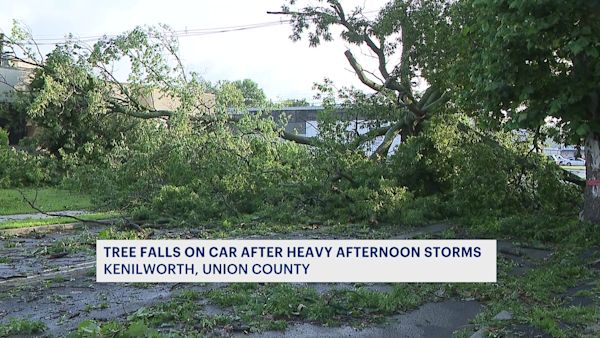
[344,50,384,92]
[369,120,405,160]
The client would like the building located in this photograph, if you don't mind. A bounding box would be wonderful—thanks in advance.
[0,53,36,143]
[245,106,402,155]
[0,64,31,102]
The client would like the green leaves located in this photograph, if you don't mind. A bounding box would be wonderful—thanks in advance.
[569,36,590,55]
[575,123,591,137]
[439,0,600,142]
[4,22,217,163]
[214,79,267,109]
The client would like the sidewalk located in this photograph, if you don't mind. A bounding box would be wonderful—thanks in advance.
[0,210,87,223]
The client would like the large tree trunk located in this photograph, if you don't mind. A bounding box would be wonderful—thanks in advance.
[583,131,600,223]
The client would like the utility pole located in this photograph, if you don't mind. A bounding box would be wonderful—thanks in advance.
[0,33,5,66]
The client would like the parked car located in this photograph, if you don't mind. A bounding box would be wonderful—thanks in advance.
[562,157,585,166]
[546,154,569,165]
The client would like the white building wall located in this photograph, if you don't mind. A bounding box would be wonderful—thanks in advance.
[0,66,29,103]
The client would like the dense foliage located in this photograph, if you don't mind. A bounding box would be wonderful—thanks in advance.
[432,0,600,222]
[68,115,321,223]
[0,128,58,187]
[62,107,580,225]
[0,1,586,226]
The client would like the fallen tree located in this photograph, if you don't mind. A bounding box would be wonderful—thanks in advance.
[0,9,584,225]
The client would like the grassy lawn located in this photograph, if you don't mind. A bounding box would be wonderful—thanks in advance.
[0,188,93,215]
[560,165,585,170]
[0,211,117,230]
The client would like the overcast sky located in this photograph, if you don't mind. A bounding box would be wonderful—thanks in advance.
[0,0,390,103]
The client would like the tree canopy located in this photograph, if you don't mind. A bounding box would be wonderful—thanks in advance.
[440,0,600,222]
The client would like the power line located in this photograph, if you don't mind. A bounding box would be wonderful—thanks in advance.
[14,9,380,46]
[32,20,291,41]
[25,20,294,46]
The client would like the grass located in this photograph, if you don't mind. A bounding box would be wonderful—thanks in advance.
[0,318,47,336]
[0,187,93,215]
[560,165,585,170]
[205,283,439,329]
[0,211,116,230]
[446,241,599,337]
[67,290,233,337]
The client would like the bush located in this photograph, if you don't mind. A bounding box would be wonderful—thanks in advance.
[0,128,8,147]
[0,128,59,187]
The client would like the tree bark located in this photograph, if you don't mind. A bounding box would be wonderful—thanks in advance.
[583,131,600,223]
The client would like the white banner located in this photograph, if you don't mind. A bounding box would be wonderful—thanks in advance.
[96,239,496,283]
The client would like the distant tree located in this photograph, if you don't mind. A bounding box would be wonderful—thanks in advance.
[213,80,246,111]
[232,79,267,107]
[211,79,267,108]
[279,98,310,107]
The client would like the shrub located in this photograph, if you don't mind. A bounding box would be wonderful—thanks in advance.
[0,128,59,187]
